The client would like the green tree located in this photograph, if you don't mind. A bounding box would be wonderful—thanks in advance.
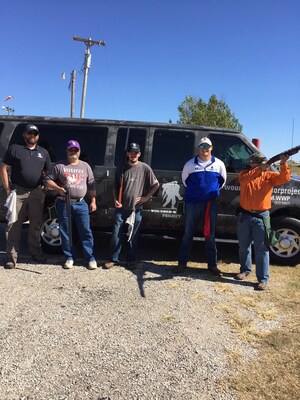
[178,94,243,131]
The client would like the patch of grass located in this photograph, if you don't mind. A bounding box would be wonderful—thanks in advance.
[221,264,300,400]
[213,282,235,293]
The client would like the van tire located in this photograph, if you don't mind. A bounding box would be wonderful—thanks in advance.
[269,217,300,266]
[40,214,62,254]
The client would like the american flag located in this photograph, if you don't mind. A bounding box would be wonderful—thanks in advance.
[3,96,13,102]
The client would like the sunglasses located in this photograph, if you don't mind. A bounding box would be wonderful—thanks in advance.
[199,144,211,149]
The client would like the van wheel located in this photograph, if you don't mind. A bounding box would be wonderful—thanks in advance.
[269,217,300,266]
[40,215,62,254]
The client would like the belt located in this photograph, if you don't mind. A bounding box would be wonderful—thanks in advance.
[247,209,268,213]
[238,207,268,219]
[57,196,84,203]
[12,184,42,191]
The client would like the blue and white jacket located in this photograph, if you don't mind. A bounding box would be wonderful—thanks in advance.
[182,155,227,203]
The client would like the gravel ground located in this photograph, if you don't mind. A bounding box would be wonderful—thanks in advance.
[0,226,261,400]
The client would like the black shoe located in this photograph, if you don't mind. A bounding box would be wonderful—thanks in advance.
[5,258,17,269]
[208,267,223,277]
[127,262,137,270]
[172,264,186,274]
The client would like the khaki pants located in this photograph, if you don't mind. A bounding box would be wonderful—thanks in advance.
[6,186,45,260]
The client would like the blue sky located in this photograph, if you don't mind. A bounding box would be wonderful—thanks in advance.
[1,0,299,159]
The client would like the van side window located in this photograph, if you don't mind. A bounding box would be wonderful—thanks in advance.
[209,134,253,172]
[151,129,195,171]
[9,124,108,167]
[115,128,147,167]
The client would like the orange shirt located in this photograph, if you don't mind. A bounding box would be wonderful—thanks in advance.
[239,163,290,211]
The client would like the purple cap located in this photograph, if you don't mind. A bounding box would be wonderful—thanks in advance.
[66,140,80,150]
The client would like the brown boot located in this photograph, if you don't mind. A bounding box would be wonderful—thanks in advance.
[257,282,268,290]
[235,272,249,280]
[103,261,116,269]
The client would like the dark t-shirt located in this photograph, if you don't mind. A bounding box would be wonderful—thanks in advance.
[115,161,158,210]
[3,144,51,189]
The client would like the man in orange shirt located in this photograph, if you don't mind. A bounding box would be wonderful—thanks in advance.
[235,152,290,290]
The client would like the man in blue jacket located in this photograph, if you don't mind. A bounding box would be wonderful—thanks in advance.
[175,137,227,276]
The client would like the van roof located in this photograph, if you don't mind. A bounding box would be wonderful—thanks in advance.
[0,115,242,134]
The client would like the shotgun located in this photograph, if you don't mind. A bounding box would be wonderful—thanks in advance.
[266,144,300,165]
[65,188,73,248]
[117,130,130,204]
[118,174,124,204]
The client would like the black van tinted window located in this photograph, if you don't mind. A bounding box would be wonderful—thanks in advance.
[9,123,108,166]
[115,128,147,167]
[151,129,195,171]
[209,133,253,172]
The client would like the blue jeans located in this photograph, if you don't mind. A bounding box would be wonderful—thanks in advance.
[110,209,142,263]
[237,211,269,283]
[179,200,218,268]
[55,199,95,262]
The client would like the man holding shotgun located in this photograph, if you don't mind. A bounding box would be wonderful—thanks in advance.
[103,142,159,270]
[235,152,290,290]
[46,140,97,270]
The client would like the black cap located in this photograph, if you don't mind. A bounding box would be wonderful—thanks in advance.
[127,143,140,152]
[24,124,39,134]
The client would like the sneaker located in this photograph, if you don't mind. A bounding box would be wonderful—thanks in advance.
[235,272,249,281]
[87,260,97,270]
[31,254,47,263]
[103,261,116,269]
[127,262,137,270]
[208,267,223,277]
[63,259,74,269]
[257,281,268,290]
[5,257,17,269]
[172,264,186,274]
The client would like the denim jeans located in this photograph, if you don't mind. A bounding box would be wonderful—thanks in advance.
[179,200,218,268]
[237,211,269,283]
[110,209,142,263]
[55,199,95,262]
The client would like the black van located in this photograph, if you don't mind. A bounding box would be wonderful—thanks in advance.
[0,116,299,265]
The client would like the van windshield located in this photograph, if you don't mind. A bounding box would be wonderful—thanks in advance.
[209,133,254,173]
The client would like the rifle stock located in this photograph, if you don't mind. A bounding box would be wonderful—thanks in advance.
[65,188,72,248]
[118,174,124,204]
[267,145,300,165]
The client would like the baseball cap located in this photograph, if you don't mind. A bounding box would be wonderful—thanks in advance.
[127,142,140,152]
[66,140,81,151]
[24,124,39,134]
[199,137,212,147]
[249,152,267,164]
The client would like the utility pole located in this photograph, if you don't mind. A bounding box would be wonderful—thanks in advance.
[73,36,106,118]
[69,70,76,118]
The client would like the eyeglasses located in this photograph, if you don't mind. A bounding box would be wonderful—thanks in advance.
[199,144,211,149]
[26,131,39,136]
